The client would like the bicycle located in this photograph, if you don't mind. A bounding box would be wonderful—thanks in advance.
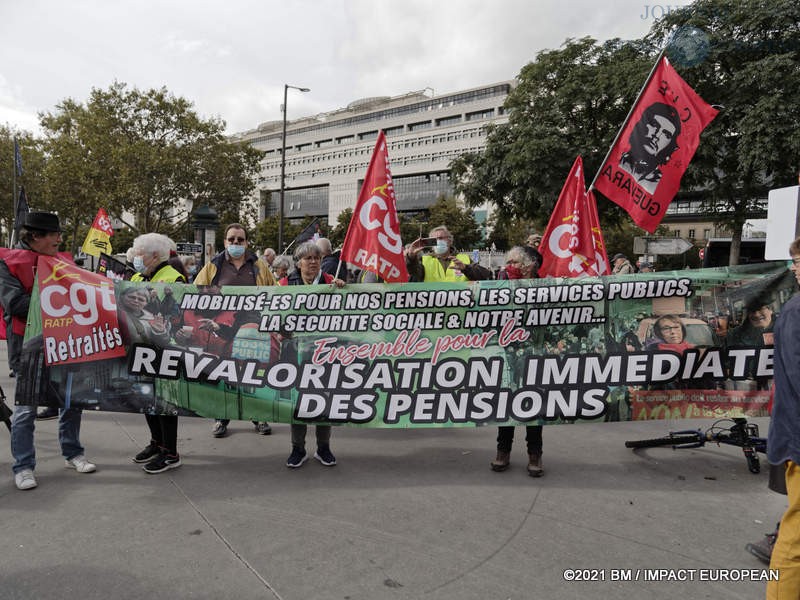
[624,417,767,474]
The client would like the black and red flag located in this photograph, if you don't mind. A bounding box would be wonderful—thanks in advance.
[592,57,718,233]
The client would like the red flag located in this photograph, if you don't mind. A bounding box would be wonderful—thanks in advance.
[593,57,718,233]
[539,156,610,278]
[340,131,408,283]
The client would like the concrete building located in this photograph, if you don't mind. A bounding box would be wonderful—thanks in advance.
[231,82,513,235]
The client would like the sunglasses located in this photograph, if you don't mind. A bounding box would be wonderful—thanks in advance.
[226,237,246,243]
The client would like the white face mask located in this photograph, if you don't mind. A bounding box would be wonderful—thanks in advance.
[435,239,449,255]
[133,256,146,273]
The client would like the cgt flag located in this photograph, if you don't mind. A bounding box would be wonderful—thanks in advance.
[539,156,609,278]
[81,208,114,257]
[593,57,718,233]
[341,131,408,283]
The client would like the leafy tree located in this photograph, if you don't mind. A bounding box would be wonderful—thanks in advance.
[251,215,323,256]
[0,127,46,245]
[328,208,353,248]
[37,82,263,253]
[426,194,483,250]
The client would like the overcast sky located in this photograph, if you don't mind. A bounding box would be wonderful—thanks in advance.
[0,0,675,136]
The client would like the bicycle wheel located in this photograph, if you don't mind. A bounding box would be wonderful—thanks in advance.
[625,434,701,449]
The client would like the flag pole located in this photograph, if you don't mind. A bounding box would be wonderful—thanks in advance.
[588,48,667,192]
[10,138,18,248]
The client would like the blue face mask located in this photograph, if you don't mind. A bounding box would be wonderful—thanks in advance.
[133,256,146,273]
[435,239,449,255]
[227,245,245,259]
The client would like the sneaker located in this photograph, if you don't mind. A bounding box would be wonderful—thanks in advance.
[746,530,778,565]
[65,455,96,473]
[133,442,161,463]
[314,445,337,466]
[212,420,228,438]
[14,469,37,490]
[143,453,181,474]
[286,447,308,468]
[255,422,272,435]
[36,406,59,420]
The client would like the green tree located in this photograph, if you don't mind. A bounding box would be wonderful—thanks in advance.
[328,208,353,248]
[426,195,483,250]
[38,82,264,253]
[0,127,46,245]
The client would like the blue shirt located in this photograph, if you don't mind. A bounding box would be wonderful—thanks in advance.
[767,293,800,465]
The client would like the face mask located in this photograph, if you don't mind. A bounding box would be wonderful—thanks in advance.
[188,266,198,275]
[505,265,523,280]
[227,245,245,259]
[133,256,146,273]
[435,239,449,255]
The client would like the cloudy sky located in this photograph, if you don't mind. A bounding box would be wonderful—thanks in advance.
[0,0,674,136]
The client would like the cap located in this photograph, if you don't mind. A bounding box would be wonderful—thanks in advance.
[23,211,61,233]
[612,253,627,261]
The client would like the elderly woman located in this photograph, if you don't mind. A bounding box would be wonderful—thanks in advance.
[129,233,187,475]
[271,254,292,281]
[117,286,170,346]
[279,241,344,468]
[491,246,544,477]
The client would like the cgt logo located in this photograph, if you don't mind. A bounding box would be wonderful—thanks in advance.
[40,279,117,326]
[358,188,403,254]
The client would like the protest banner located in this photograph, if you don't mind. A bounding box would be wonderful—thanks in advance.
[17,260,794,427]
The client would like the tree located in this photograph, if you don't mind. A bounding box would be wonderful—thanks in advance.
[426,195,483,250]
[0,126,46,246]
[451,37,654,225]
[648,0,800,264]
[328,208,353,248]
[37,82,264,253]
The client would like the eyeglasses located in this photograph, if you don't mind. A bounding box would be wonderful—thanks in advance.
[226,237,246,243]
[791,257,800,266]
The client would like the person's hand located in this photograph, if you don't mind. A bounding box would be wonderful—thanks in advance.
[198,318,220,333]
[150,314,166,334]
[331,278,346,288]
[450,258,466,271]
[405,238,424,258]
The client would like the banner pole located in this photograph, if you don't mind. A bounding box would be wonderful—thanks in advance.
[588,48,667,193]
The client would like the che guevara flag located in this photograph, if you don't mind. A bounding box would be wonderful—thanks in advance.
[539,156,610,278]
[593,57,718,233]
[341,131,408,283]
[81,208,114,257]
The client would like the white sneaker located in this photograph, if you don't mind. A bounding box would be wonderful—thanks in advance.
[14,469,38,490]
[65,455,96,473]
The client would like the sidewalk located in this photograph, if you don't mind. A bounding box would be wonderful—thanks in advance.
[0,340,785,600]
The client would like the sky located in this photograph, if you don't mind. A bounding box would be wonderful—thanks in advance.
[0,0,678,136]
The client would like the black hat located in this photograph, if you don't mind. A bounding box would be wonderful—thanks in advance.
[612,253,627,261]
[23,212,61,233]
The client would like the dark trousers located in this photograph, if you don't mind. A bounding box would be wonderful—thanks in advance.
[145,414,179,455]
[497,425,542,454]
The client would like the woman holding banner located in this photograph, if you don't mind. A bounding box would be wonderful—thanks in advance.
[490,246,544,477]
[278,241,345,469]
[129,233,187,475]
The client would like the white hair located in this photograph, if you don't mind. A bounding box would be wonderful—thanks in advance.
[132,233,174,262]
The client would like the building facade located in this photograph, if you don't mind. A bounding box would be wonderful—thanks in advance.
[232,82,513,232]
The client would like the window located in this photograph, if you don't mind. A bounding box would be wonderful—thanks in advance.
[435,115,462,127]
[408,120,433,132]
[688,229,696,239]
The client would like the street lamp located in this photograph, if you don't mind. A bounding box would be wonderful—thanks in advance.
[278,83,311,253]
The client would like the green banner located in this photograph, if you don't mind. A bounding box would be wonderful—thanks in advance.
[17,262,795,427]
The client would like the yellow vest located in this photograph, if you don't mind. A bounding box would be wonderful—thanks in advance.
[420,253,471,282]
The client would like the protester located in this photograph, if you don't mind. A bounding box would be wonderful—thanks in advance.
[272,255,292,280]
[490,246,544,477]
[181,254,198,281]
[525,233,543,271]
[279,241,345,468]
[0,212,96,490]
[262,247,276,268]
[130,232,187,474]
[405,225,485,282]
[317,237,345,279]
[611,253,635,275]
[766,237,800,599]
[638,261,654,273]
[194,223,276,437]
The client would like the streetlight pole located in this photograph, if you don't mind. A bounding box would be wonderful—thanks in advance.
[278,83,310,253]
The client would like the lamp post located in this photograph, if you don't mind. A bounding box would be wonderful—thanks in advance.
[278,83,311,253]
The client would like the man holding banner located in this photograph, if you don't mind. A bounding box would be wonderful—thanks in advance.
[0,212,97,490]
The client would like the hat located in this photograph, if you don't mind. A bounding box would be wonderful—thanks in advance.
[23,211,61,233]
[527,234,542,244]
[612,253,627,261]
[638,262,652,269]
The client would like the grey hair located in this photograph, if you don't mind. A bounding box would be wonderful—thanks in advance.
[506,246,534,268]
[273,255,292,271]
[293,240,322,262]
[429,225,453,242]
[316,237,333,255]
[132,233,174,262]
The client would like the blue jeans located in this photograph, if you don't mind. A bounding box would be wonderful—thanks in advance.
[10,405,85,474]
